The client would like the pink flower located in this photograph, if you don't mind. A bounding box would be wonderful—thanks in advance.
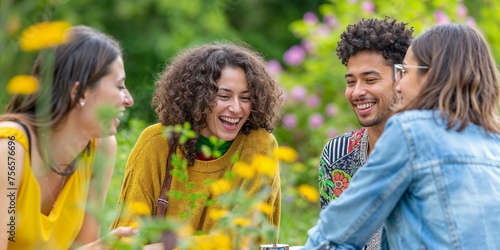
[434,10,450,25]
[282,114,298,129]
[283,45,306,66]
[465,17,477,27]
[457,4,468,18]
[362,1,375,14]
[301,39,314,53]
[303,12,318,24]
[325,103,338,117]
[290,85,307,101]
[323,14,339,29]
[267,60,282,75]
[309,113,324,129]
[306,95,320,108]
[316,25,331,37]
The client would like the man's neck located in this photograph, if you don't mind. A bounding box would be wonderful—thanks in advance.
[366,122,386,156]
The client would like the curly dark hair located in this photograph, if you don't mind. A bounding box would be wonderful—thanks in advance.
[152,42,283,166]
[336,17,413,67]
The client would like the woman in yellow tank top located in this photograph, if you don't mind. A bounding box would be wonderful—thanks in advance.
[0,25,135,249]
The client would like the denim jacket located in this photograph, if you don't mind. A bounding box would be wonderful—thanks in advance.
[304,110,500,250]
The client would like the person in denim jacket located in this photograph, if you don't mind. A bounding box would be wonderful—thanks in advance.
[304,23,500,249]
[318,17,413,250]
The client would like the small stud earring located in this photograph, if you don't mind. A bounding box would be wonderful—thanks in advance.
[80,101,85,107]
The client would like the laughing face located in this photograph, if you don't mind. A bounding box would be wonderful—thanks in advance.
[80,56,134,137]
[344,51,397,128]
[200,66,251,141]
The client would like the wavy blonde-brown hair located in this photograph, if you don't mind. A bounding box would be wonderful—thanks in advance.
[152,42,283,166]
[404,24,500,133]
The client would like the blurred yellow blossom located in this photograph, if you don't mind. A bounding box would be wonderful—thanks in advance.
[233,217,251,227]
[292,162,306,173]
[126,201,150,216]
[298,184,319,203]
[189,233,231,250]
[256,202,273,216]
[273,146,298,163]
[252,155,276,177]
[233,161,255,179]
[208,208,229,221]
[210,179,231,196]
[7,75,38,95]
[19,21,71,51]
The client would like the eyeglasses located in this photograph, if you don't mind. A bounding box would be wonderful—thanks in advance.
[394,64,429,82]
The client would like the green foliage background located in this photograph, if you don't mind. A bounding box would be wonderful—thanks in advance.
[1,0,499,246]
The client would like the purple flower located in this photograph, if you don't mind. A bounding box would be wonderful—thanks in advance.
[457,4,468,18]
[323,14,339,29]
[303,12,318,24]
[316,25,331,37]
[362,1,375,14]
[325,103,338,117]
[267,59,283,75]
[282,114,298,129]
[309,113,324,129]
[283,45,306,66]
[290,85,307,101]
[306,95,320,108]
[301,39,314,53]
[465,17,477,27]
[434,10,450,25]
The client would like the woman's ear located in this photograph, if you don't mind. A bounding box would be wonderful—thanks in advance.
[71,81,83,106]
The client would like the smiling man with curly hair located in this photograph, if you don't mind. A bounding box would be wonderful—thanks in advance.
[317,17,413,250]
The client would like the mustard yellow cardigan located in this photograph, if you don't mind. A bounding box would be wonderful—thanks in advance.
[111,123,281,237]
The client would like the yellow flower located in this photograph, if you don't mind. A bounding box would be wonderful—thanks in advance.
[189,233,231,250]
[251,154,277,177]
[233,217,251,227]
[233,161,255,179]
[19,21,71,51]
[126,201,150,216]
[298,184,319,203]
[255,202,273,216]
[273,146,298,163]
[209,179,231,196]
[7,75,39,95]
[208,208,229,221]
[211,233,231,249]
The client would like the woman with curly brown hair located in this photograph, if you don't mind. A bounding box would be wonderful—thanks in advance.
[111,42,283,245]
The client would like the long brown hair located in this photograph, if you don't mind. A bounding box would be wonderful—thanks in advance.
[403,24,500,133]
[1,25,122,132]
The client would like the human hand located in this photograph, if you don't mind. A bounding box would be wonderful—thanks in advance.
[75,227,138,250]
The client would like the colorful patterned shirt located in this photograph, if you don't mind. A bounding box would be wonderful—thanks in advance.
[318,127,381,250]
[319,128,368,207]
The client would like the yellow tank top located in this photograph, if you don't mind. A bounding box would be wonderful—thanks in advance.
[2,127,95,250]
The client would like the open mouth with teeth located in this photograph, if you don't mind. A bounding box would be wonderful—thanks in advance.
[356,103,375,110]
[220,116,240,129]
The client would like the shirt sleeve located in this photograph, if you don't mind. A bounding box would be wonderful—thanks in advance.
[304,117,413,249]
